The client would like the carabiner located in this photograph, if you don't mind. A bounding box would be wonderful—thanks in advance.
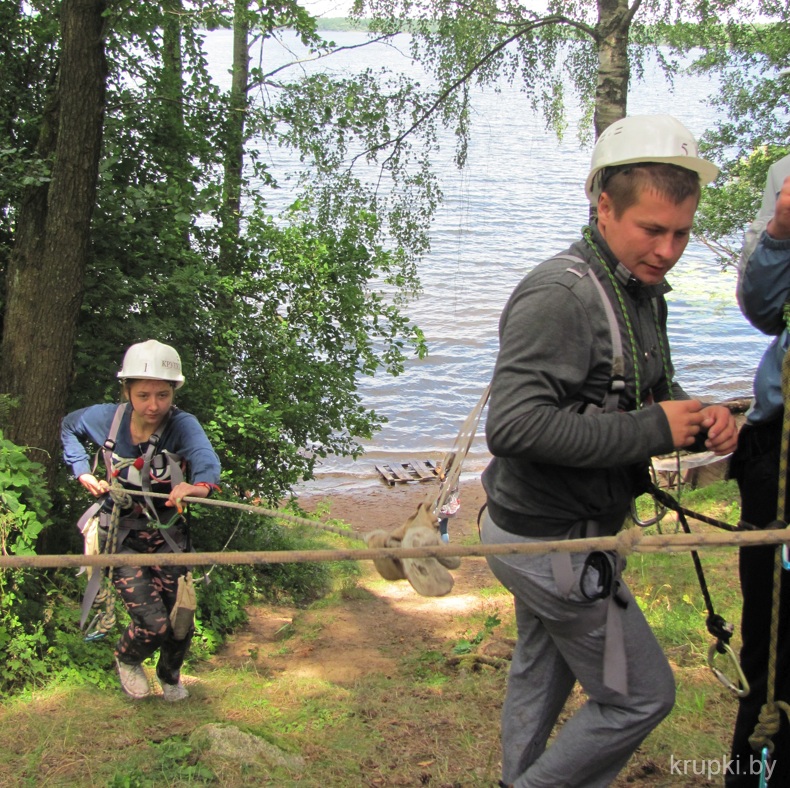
[629,496,667,528]
[759,746,771,788]
[782,543,790,571]
[83,609,116,642]
[707,641,750,698]
[154,509,183,529]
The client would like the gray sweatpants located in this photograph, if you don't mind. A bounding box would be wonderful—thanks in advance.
[482,510,675,788]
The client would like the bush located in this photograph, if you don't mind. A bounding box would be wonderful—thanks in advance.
[0,429,53,694]
[0,457,348,694]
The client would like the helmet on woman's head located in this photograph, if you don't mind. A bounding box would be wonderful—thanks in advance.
[585,114,720,203]
[117,340,185,389]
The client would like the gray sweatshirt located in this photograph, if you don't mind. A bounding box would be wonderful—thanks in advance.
[482,223,683,535]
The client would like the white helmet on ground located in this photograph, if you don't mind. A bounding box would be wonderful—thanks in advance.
[585,114,720,203]
[117,340,185,389]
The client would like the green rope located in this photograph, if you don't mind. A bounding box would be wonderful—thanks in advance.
[583,225,686,508]
[648,297,686,507]
[583,226,644,408]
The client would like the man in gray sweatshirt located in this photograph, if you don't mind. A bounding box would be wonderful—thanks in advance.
[481,114,738,788]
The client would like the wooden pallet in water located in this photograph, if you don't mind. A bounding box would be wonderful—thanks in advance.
[375,460,439,485]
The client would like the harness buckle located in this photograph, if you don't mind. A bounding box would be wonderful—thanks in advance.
[707,640,750,698]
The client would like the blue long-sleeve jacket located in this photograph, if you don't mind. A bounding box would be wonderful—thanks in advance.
[61,403,221,491]
[737,228,790,425]
[736,154,790,425]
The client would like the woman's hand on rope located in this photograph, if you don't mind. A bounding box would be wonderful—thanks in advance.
[166,482,210,510]
[699,405,738,455]
[78,473,110,497]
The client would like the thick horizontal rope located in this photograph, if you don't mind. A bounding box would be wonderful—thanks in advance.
[5,526,790,570]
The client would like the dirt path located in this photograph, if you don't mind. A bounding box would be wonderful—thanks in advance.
[213,477,502,685]
[209,476,728,786]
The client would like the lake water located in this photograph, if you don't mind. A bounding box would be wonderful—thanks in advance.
[203,29,767,491]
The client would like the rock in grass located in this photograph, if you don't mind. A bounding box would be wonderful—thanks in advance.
[189,723,305,772]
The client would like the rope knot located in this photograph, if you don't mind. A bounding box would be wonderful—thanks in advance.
[109,480,133,509]
[615,526,643,557]
[749,703,782,753]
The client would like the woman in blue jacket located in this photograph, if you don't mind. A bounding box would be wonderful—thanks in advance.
[61,340,221,702]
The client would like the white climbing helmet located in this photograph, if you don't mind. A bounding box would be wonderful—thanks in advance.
[585,114,720,203]
[117,340,185,389]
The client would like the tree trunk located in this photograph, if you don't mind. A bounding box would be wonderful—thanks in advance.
[219,0,250,275]
[161,0,185,134]
[161,0,190,249]
[0,0,106,480]
[594,0,631,137]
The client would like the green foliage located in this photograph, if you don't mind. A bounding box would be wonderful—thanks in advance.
[451,612,501,655]
[0,430,54,694]
[105,737,215,787]
[149,737,215,783]
[353,0,723,154]
[686,11,790,254]
[43,3,433,502]
[0,429,51,555]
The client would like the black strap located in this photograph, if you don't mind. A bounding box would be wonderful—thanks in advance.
[647,483,735,647]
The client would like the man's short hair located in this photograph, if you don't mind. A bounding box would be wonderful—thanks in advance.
[600,162,701,217]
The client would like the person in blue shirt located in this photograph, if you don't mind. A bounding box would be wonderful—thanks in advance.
[729,166,790,786]
[61,340,221,702]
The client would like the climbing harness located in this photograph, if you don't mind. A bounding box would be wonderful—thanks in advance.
[581,229,748,695]
[76,402,192,641]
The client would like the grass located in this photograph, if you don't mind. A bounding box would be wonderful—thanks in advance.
[0,479,756,787]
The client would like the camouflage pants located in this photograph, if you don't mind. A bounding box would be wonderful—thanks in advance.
[112,529,193,684]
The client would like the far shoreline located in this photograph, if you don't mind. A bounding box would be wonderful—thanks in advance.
[294,473,488,536]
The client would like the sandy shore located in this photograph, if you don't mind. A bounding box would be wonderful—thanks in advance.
[294,474,488,539]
